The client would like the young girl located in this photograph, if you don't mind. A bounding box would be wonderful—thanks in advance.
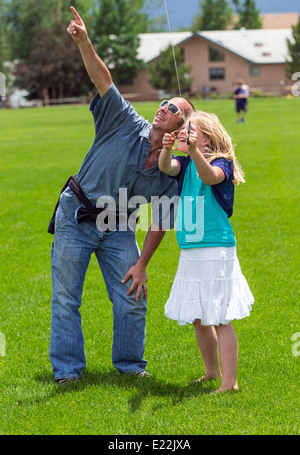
[159,110,254,393]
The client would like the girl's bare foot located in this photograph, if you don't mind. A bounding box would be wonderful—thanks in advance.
[194,374,221,383]
[213,383,239,394]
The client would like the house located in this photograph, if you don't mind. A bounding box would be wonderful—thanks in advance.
[260,12,299,29]
[117,28,294,101]
[231,12,299,29]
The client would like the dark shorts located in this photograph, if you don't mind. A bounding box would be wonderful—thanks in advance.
[236,100,247,113]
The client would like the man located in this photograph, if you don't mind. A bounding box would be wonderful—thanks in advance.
[49,6,194,383]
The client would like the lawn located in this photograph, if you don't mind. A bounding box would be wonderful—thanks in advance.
[0,95,299,437]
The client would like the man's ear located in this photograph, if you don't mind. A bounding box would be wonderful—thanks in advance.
[177,118,184,128]
[202,137,210,148]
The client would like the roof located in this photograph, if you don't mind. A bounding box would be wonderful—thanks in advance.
[138,32,192,63]
[199,29,293,64]
[138,28,293,65]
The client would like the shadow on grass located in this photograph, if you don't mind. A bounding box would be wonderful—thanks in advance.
[35,369,218,412]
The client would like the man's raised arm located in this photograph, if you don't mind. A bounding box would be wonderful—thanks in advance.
[67,6,112,96]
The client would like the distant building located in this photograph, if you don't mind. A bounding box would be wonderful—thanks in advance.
[231,12,299,29]
[259,12,298,29]
[117,28,294,101]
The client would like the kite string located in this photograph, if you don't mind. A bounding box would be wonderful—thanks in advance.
[163,0,182,99]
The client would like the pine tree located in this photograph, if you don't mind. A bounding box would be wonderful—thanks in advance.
[286,16,300,79]
[193,0,233,31]
[0,0,10,73]
[92,0,145,84]
[147,44,192,94]
[232,0,262,29]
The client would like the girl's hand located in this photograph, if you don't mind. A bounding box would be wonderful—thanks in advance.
[187,129,198,155]
[162,132,175,151]
[178,123,199,155]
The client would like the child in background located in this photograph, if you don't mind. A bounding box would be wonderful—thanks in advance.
[234,79,247,123]
[159,111,254,393]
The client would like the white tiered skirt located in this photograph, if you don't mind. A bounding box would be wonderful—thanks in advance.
[164,246,254,326]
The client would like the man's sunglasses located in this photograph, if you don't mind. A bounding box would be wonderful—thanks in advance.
[160,100,185,120]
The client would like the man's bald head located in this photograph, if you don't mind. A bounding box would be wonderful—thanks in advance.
[169,97,195,126]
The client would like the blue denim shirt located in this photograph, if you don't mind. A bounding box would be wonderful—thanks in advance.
[59,84,178,234]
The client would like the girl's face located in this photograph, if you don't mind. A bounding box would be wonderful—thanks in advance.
[177,120,208,155]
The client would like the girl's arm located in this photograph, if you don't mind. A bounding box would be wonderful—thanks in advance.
[159,133,181,177]
[188,129,225,186]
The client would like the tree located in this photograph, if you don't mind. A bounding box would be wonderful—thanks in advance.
[7,0,93,61]
[286,16,300,79]
[147,44,192,94]
[232,0,262,29]
[5,0,161,96]
[92,0,145,84]
[0,0,10,73]
[7,0,94,99]
[14,23,93,100]
[193,0,233,31]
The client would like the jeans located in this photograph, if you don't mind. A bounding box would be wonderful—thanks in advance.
[49,205,147,379]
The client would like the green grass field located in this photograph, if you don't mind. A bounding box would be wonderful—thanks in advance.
[0,96,299,436]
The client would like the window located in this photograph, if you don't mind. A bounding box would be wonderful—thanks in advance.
[249,65,260,77]
[209,68,225,80]
[209,47,225,62]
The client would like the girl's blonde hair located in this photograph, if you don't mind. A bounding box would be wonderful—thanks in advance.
[188,110,245,185]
